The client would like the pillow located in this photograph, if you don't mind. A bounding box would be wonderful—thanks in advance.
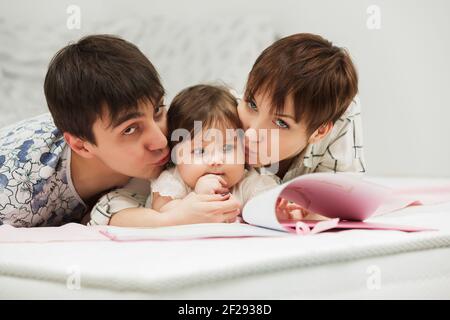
[0,15,276,127]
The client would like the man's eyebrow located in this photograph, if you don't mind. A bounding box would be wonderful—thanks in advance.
[112,111,145,129]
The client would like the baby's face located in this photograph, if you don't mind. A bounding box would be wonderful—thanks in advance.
[174,127,246,189]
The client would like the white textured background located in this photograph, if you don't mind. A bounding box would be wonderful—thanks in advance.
[0,0,449,178]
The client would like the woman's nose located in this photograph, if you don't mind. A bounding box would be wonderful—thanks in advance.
[245,127,265,144]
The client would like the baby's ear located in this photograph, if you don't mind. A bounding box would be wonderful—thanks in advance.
[308,122,333,144]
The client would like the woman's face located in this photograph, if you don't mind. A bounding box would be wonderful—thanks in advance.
[237,92,311,168]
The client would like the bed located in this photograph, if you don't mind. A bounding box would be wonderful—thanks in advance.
[1,176,450,299]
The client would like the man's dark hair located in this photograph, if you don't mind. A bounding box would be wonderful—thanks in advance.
[44,34,164,144]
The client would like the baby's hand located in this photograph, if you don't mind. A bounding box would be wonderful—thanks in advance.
[275,197,308,221]
[275,197,328,222]
[195,174,229,195]
[170,192,242,224]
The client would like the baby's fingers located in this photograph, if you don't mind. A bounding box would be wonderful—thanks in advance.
[214,186,230,195]
[220,208,241,223]
[216,175,228,187]
[207,197,241,213]
[196,192,230,202]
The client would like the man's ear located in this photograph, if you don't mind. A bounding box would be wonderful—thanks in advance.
[308,122,334,144]
[63,132,96,159]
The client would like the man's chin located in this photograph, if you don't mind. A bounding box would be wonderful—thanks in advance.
[132,165,164,180]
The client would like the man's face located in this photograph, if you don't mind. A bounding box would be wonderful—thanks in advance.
[87,99,170,180]
[237,91,310,168]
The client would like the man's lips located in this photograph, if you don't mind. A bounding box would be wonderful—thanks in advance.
[152,152,170,165]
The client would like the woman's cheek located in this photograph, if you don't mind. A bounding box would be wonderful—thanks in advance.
[237,103,250,130]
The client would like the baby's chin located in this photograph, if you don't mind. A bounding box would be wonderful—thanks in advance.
[222,172,247,189]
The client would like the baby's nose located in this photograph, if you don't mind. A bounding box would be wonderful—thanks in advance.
[207,151,224,166]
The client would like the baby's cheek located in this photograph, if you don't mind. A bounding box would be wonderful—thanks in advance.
[178,164,207,189]
[225,164,246,187]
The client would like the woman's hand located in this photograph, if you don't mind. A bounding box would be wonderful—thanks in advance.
[194,174,229,195]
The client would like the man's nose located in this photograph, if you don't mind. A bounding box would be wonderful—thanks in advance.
[144,124,168,151]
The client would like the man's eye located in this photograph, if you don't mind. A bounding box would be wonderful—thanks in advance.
[247,100,258,111]
[154,104,165,117]
[223,144,234,152]
[274,119,289,129]
[192,147,204,156]
[123,126,138,135]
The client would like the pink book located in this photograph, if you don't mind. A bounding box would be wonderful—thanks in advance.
[243,173,448,235]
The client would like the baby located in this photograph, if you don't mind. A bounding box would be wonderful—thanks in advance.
[147,84,278,222]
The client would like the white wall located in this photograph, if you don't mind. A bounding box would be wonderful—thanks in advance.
[1,0,449,178]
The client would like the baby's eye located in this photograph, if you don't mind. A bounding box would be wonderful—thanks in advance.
[192,147,205,156]
[223,144,234,152]
[247,99,258,111]
[274,119,289,129]
[123,126,138,135]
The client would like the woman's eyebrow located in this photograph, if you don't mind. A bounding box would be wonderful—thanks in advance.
[275,113,296,121]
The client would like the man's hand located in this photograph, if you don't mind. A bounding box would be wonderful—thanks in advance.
[195,174,229,195]
[166,192,242,225]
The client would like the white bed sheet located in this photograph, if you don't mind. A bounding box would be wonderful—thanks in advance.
[1,177,450,299]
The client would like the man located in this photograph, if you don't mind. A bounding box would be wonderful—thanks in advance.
[0,34,240,227]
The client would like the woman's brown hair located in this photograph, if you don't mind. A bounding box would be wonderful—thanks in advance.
[245,33,358,135]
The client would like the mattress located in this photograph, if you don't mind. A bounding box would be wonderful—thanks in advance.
[1,177,450,299]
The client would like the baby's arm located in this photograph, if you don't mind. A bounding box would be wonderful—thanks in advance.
[103,192,241,227]
[152,192,182,213]
[110,207,180,227]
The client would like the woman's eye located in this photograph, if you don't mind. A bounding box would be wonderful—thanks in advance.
[223,144,234,152]
[247,100,258,111]
[123,126,137,135]
[192,147,204,156]
[274,119,289,129]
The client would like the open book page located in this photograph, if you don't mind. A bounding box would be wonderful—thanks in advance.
[242,182,288,231]
[243,173,392,230]
[242,173,436,234]
[277,173,392,221]
[103,223,289,241]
